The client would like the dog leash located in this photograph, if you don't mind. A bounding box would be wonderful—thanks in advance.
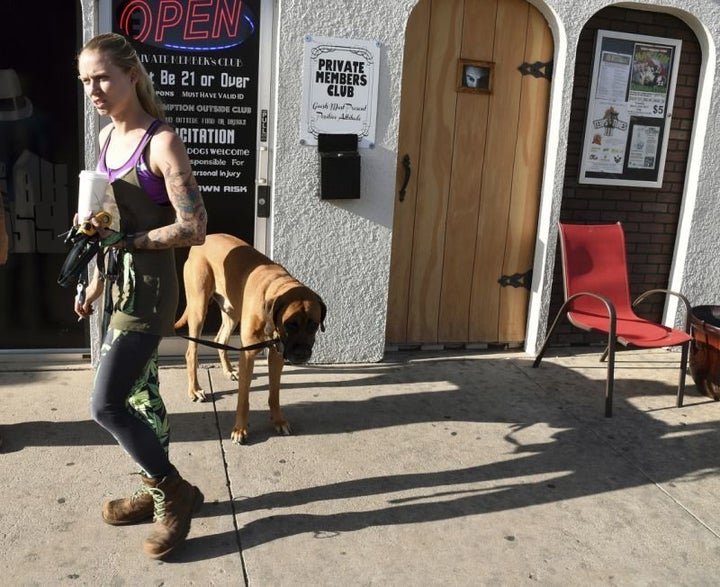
[180,335,282,352]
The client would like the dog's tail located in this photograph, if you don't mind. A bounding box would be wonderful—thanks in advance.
[174,307,189,330]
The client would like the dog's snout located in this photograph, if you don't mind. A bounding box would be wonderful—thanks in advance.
[286,345,313,364]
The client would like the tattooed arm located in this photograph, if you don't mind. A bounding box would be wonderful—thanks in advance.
[125,125,207,250]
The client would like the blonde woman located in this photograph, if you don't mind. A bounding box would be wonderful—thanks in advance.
[75,32,207,559]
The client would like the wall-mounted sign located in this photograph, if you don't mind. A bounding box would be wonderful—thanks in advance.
[300,35,380,149]
[111,0,261,241]
[579,30,681,187]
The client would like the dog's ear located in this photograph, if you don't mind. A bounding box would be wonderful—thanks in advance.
[264,297,280,337]
[319,298,327,332]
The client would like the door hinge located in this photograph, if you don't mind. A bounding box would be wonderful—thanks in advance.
[518,60,553,81]
[498,270,532,290]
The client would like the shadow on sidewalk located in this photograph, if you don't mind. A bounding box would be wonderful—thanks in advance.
[4,350,720,562]
[197,350,719,556]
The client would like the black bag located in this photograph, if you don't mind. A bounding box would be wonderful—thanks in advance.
[57,227,100,288]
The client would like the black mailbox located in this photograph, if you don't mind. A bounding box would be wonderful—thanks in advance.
[318,133,360,199]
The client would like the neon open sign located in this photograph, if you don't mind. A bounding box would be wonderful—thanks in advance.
[117,0,256,51]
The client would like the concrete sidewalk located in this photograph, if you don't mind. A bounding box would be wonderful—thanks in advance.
[2,347,720,585]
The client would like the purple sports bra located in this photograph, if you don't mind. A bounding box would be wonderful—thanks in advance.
[97,119,170,205]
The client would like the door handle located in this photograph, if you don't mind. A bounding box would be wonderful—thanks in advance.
[398,154,411,202]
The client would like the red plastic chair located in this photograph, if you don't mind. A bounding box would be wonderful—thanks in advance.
[533,222,692,416]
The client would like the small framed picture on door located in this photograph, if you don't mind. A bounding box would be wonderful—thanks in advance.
[456,59,493,93]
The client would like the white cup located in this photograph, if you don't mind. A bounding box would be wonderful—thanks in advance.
[77,170,109,221]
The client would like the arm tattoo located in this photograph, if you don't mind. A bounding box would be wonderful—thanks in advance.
[132,165,207,250]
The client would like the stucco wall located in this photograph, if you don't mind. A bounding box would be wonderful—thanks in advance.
[270,1,414,362]
[82,0,720,363]
[272,0,719,361]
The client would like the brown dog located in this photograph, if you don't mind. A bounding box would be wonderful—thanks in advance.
[174,233,326,444]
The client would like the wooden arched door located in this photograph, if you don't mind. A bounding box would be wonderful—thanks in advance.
[386,0,553,346]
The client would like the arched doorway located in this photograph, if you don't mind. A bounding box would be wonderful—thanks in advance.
[546,6,702,347]
[386,0,554,347]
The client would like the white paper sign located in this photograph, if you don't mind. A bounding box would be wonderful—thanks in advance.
[300,35,380,148]
[584,101,630,174]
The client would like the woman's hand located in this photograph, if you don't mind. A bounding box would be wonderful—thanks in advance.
[74,273,105,320]
[90,217,126,249]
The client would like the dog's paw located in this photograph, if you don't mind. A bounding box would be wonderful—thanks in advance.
[231,427,249,444]
[220,365,239,381]
[272,418,292,436]
[190,389,208,402]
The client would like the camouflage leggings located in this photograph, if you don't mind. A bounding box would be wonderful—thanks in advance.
[90,329,171,478]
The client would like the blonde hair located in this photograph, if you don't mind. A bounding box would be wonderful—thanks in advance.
[80,32,165,121]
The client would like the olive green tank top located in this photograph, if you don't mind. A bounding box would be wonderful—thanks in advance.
[102,166,178,337]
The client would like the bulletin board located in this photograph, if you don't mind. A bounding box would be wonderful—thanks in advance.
[578,30,682,187]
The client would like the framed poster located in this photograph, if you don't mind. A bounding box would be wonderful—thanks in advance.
[578,30,682,187]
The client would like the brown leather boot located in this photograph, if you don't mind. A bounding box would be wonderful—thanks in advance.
[143,470,204,559]
[102,475,156,526]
